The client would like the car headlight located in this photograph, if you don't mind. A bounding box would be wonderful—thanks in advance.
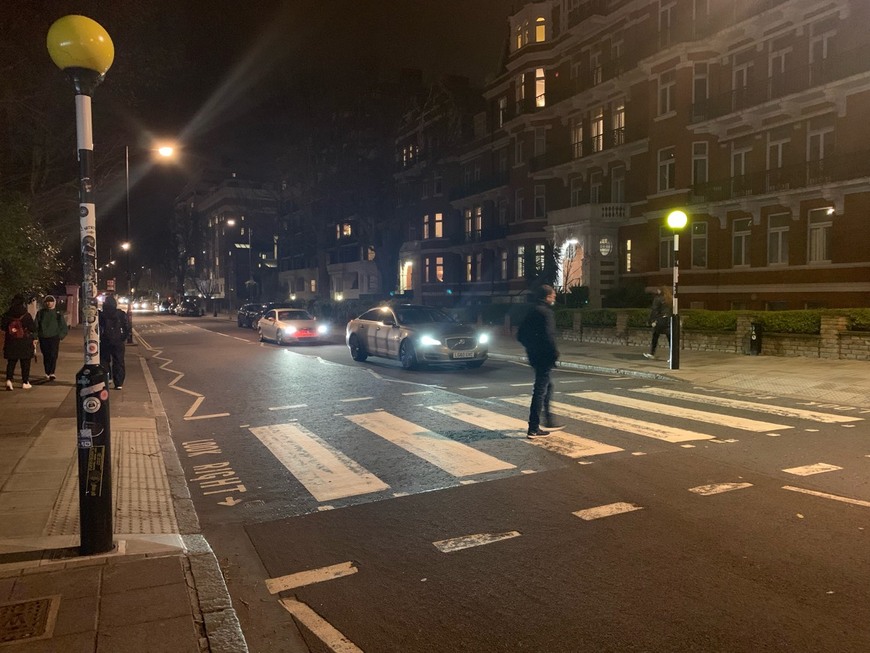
[284,326,297,334]
[477,333,490,345]
[317,324,329,334]
[419,334,442,346]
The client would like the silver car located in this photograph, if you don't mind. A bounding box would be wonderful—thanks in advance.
[345,304,489,370]
[257,308,328,345]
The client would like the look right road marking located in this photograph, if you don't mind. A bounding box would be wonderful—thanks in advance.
[782,462,843,476]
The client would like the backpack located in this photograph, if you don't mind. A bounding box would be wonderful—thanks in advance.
[102,312,126,343]
[516,313,534,348]
[6,316,26,339]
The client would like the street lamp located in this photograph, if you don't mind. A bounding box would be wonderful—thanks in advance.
[47,14,115,555]
[666,209,688,370]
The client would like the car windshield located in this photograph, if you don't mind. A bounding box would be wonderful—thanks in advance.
[394,307,456,325]
[277,310,312,321]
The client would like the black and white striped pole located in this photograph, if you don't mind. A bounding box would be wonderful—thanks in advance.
[48,15,116,555]
[666,210,688,371]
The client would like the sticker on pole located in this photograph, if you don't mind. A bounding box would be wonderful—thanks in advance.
[82,397,101,413]
[78,428,93,448]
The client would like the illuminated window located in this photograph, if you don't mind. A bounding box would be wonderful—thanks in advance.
[466,255,473,281]
[422,214,430,240]
[625,239,632,272]
[475,253,483,281]
[336,223,352,239]
[591,107,604,152]
[535,68,546,107]
[535,244,545,272]
[310,279,316,292]
[808,207,833,264]
[535,16,546,42]
[426,256,444,282]
[516,245,525,278]
[434,213,443,238]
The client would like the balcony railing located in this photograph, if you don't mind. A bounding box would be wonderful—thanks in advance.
[691,44,870,123]
[459,225,509,244]
[449,172,510,200]
[689,151,870,204]
[529,127,628,173]
[566,0,607,30]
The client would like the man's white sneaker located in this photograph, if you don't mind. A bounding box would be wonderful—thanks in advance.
[4,380,12,391]
[22,382,32,390]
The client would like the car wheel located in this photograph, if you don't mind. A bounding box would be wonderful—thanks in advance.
[237,318,243,327]
[276,330,286,345]
[465,360,484,369]
[399,340,418,370]
[348,335,368,362]
[258,328,264,342]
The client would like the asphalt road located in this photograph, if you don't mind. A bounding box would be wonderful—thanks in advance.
[137,314,870,653]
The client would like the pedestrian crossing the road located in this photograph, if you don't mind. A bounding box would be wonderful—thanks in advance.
[238,387,863,511]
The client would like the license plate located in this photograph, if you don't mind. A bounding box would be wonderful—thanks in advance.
[452,351,475,359]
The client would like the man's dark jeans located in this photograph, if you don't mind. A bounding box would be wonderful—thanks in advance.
[528,363,554,431]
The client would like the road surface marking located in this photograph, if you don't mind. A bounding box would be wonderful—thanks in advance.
[782,462,843,476]
[782,486,870,508]
[341,396,373,402]
[346,412,515,476]
[502,396,714,443]
[268,404,308,411]
[402,390,432,395]
[632,388,863,423]
[458,386,488,390]
[249,423,389,501]
[510,383,533,387]
[279,599,363,653]
[433,531,521,553]
[571,391,790,432]
[689,482,753,496]
[266,562,357,594]
[574,502,643,520]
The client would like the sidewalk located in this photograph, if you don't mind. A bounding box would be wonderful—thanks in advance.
[0,329,246,652]
[2,322,868,651]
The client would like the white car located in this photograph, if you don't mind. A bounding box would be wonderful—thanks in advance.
[257,308,328,345]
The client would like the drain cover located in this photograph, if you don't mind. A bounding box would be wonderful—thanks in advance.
[0,596,60,645]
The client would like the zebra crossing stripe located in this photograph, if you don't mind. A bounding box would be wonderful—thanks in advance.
[632,387,863,423]
[502,396,714,443]
[431,403,623,458]
[570,391,791,432]
[574,502,643,520]
[248,423,389,501]
[347,412,515,476]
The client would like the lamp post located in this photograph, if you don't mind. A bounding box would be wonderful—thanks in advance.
[47,15,115,555]
[666,210,688,370]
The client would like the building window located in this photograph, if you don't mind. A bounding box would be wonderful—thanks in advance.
[591,107,604,152]
[534,127,546,157]
[515,135,525,165]
[535,244,546,273]
[658,147,675,191]
[515,189,524,222]
[310,279,316,293]
[732,217,751,267]
[466,254,473,281]
[767,213,790,265]
[732,147,750,195]
[515,72,525,112]
[337,222,352,239]
[535,16,546,42]
[434,212,443,238]
[534,185,546,218]
[571,119,583,159]
[500,250,508,279]
[691,221,707,268]
[692,142,708,185]
[659,226,674,269]
[473,205,482,236]
[464,208,472,238]
[497,97,507,128]
[400,260,413,292]
[590,50,602,86]
[516,245,525,278]
[570,177,583,207]
[625,239,632,272]
[807,120,835,184]
[422,214,430,240]
[612,102,625,145]
[535,68,546,107]
[611,166,625,203]
[658,69,676,116]
[809,24,835,84]
[589,171,602,204]
[475,253,483,281]
[692,63,708,113]
[426,256,444,282]
[498,200,508,226]
[808,207,833,264]
[433,174,443,196]
[659,1,675,46]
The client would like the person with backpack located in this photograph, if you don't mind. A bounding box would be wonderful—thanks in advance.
[516,284,564,438]
[2,294,37,390]
[36,295,68,381]
[99,294,128,389]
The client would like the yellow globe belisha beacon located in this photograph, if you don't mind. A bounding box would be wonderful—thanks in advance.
[47,15,114,74]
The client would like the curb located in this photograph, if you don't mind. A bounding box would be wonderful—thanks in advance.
[488,352,673,382]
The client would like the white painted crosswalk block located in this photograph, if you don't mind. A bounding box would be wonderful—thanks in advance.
[631,388,863,424]
[249,423,389,501]
[346,412,515,476]
[431,403,623,458]
[782,462,843,476]
[502,396,714,443]
[570,391,791,432]
[573,502,643,520]
[689,482,753,495]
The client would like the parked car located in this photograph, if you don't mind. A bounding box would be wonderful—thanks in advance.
[237,303,261,328]
[247,302,294,329]
[175,298,205,317]
[345,303,489,370]
[257,308,328,345]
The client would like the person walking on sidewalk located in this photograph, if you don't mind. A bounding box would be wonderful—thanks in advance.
[644,286,673,360]
[2,294,37,390]
[99,294,128,389]
[35,295,68,381]
[517,284,564,438]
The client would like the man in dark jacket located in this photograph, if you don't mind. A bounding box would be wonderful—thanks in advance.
[2,294,37,390]
[517,284,563,438]
[36,295,68,381]
[99,294,128,389]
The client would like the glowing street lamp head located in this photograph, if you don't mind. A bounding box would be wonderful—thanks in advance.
[121,242,130,251]
[157,145,175,158]
[667,210,688,230]
[47,15,114,74]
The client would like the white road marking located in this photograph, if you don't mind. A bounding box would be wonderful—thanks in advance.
[458,386,488,390]
[632,387,863,423]
[433,531,521,553]
[279,599,363,653]
[346,412,515,476]
[249,423,389,501]
[402,390,433,396]
[341,396,373,403]
[574,502,643,520]
[510,382,533,387]
[268,404,308,411]
[572,391,790,432]
[782,462,843,476]
[265,562,357,594]
[233,336,249,342]
[782,486,870,508]
[689,482,753,496]
[502,396,714,443]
